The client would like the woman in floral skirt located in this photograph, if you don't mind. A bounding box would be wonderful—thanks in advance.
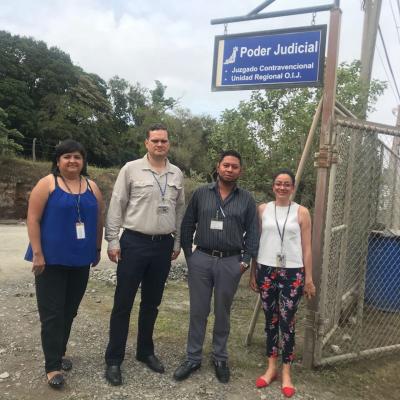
[250,169,315,398]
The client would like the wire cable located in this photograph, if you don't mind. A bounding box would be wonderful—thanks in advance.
[378,25,400,102]
[389,0,400,46]
[376,47,400,103]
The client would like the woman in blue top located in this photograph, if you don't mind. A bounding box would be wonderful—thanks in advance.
[26,140,104,388]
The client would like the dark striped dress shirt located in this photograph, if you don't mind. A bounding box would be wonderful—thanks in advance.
[180,182,259,263]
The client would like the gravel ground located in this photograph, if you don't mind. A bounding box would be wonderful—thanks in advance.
[1,225,400,400]
[0,271,293,400]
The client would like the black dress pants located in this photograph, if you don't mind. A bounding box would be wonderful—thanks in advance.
[35,265,89,373]
[105,230,173,366]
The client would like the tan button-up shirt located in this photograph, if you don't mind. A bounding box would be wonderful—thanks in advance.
[105,154,185,252]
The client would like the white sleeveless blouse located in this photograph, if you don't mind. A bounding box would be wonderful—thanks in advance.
[257,201,303,268]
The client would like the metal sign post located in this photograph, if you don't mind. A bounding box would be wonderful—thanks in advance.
[302,4,342,368]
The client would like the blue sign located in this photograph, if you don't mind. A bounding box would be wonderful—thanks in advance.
[212,25,327,91]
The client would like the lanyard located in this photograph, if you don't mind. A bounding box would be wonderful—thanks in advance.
[217,206,226,219]
[151,171,168,201]
[274,202,291,251]
[214,187,229,219]
[60,175,82,223]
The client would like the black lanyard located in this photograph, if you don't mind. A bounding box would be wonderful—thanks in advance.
[151,171,168,201]
[214,183,236,219]
[61,175,82,223]
[214,190,226,219]
[274,202,291,251]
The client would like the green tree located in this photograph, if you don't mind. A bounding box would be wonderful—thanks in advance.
[336,60,387,118]
[150,80,177,113]
[0,107,23,155]
[209,61,386,203]
[36,72,115,162]
[0,77,36,135]
[105,78,181,165]
[127,83,149,126]
[164,109,216,176]
[108,76,131,127]
[0,31,186,167]
[0,30,79,155]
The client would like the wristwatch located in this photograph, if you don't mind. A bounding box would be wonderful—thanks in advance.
[240,261,249,270]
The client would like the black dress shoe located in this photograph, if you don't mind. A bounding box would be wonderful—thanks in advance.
[61,358,72,371]
[173,360,201,381]
[105,365,122,386]
[214,360,230,383]
[136,354,165,373]
[47,373,64,389]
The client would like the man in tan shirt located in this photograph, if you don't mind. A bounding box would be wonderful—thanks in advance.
[104,123,185,386]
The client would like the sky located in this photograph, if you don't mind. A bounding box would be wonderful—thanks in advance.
[1,0,399,125]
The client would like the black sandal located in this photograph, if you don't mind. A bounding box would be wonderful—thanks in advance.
[47,373,64,389]
[61,358,73,371]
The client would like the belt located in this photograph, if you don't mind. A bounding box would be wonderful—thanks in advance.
[196,246,242,258]
[125,229,172,241]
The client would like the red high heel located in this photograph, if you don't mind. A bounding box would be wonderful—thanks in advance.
[255,373,278,388]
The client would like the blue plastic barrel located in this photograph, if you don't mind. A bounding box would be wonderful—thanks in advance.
[365,232,400,312]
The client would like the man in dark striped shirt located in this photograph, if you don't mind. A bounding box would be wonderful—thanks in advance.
[173,150,259,384]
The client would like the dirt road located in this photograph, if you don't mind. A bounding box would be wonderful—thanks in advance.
[0,223,32,281]
[1,224,399,400]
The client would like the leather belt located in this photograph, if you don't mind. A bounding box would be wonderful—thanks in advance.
[126,229,172,241]
[196,246,241,258]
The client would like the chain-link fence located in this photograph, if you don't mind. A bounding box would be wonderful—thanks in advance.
[313,118,400,366]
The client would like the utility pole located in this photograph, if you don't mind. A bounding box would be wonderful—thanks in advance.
[391,106,400,230]
[360,0,382,118]
[394,106,400,155]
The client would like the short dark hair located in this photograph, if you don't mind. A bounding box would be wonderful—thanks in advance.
[218,150,242,165]
[146,123,168,139]
[51,139,88,176]
[272,168,296,186]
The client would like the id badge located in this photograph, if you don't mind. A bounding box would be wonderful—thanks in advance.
[157,204,169,215]
[76,222,86,240]
[276,253,286,268]
[210,219,223,230]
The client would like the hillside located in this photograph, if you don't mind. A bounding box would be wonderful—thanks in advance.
[0,157,118,219]
[0,156,202,220]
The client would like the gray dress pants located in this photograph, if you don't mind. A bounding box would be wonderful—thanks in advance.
[186,249,242,362]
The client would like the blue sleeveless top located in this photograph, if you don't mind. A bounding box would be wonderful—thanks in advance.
[25,175,98,267]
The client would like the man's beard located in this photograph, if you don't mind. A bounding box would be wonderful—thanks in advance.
[218,174,238,185]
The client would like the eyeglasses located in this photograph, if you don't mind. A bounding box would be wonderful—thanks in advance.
[274,182,292,188]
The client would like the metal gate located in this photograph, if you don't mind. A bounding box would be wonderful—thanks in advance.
[309,117,400,366]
